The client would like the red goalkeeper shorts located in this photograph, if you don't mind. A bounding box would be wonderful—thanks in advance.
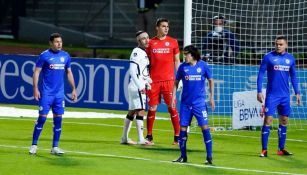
[147,80,174,106]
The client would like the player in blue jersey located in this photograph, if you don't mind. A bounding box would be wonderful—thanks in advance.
[171,45,215,164]
[257,35,301,157]
[29,33,77,155]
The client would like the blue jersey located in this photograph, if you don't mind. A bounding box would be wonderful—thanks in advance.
[257,51,299,97]
[176,60,212,105]
[36,49,71,96]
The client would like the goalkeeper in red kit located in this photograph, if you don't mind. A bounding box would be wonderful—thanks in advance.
[145,18,180,144]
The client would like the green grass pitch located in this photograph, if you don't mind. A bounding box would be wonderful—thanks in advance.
[0,105,306,175]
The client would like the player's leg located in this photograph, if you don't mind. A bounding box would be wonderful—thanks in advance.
[260,96,278,157]
[194,105,213,165]
[121,110,136,144]
[135,109,153,145]
[50,96,65,155]
[29,95,52,154]
[121,85,139,144]
[163,81,180,144]
[172,104,191,163]
[277,97,292,155]
[260,116,273,157]
[146,82,161,142]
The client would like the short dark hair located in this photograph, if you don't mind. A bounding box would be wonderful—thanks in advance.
[49,33,62,42]
[156,18,169,27]
[183,45,201,61]
[275,35,288,42]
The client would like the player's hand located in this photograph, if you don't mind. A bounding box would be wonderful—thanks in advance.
[33,88,41,101]
[144,77,152,84]
[140,88,146,94]
[210,98,215,111]
[296,94,301,106]
[170,100,176,109]
[177,80,183,91]
[71,89,77,102]
[257,93,264,103]
[145,83,151,90]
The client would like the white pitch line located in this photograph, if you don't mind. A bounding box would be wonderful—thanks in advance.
[1,116,307,143]
[0,144,305,175]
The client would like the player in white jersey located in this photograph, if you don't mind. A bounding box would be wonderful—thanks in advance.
[121,31,153,145]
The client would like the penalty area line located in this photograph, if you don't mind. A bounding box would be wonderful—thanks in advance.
[0,144,305,175]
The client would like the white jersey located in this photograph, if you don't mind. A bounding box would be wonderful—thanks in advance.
[128,47,151,110]
[129,47,150,90]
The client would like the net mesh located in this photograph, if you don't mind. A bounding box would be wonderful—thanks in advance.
[189,0,307,131]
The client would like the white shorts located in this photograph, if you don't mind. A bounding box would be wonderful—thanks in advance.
[128,83,146,110]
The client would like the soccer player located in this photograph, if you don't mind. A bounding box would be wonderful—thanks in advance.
[29,33,77,155]
[120,31,153,145]
[145,18,180,144]
[257,35,301,157]
[171,45,215,164]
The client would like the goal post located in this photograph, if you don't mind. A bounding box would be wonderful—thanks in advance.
[184,0,307,131]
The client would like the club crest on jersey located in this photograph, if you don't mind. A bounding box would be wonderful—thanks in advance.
[60,57,65,62]
[185,76,189,80]
[134,53,137,57]
[197,67,202,73]
[265,107,268,112]
[285,59,290,64]
[165,42,170,46]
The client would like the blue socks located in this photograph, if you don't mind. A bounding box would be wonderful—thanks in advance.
[278,125,287,150]
[52,116,62,147]
[202,128,212,159]
[178,130,188,158]
[261,125,270,150]
[32,116,47,145]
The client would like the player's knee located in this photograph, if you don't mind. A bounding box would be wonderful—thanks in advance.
[264,116,273,125]
[180,126,188,131]
[201,125,209,130]
[136,115,144,120]
[168,107,178,117]
[279,116,288,125]
[149,105,157,111]
[126,114,134,121]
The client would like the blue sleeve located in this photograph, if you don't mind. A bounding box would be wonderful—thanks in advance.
[289,56,300,94]
[36,54,45,68]
[257,54,268,93]
[176,64,183,81]
[65,54,71,69]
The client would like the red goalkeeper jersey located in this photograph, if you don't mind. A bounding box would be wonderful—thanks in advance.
[146,36,180,82]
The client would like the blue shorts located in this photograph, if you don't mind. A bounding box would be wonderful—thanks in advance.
[39,95,65,115]
[179,103,209,127]
[265,95,290,116]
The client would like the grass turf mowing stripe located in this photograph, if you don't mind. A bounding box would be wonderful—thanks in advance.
[0,144,305,175]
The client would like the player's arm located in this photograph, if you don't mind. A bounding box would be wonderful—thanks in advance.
[33,67,42,101]
[174,53,180,72]
[289,59,301,105]
[66,68,77,101]
[256,55,268,103]
[171,80,179,108]
[129,61,147,92]
[208,78,215,111]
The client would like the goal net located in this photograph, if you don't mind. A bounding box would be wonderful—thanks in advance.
[185,0,307,131]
